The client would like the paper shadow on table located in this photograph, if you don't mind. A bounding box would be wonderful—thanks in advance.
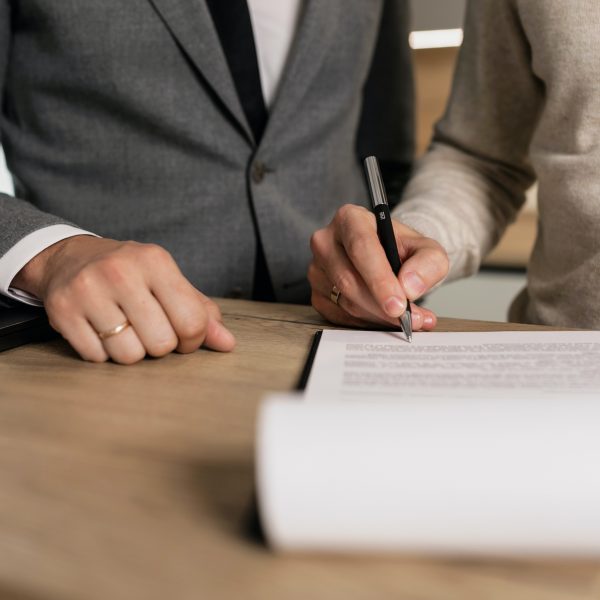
[183,458,266,547]
[0,581,62,600]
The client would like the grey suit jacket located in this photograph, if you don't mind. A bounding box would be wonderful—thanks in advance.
[0,0,414,303]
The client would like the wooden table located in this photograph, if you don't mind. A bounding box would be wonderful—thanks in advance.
[1,299,598,600]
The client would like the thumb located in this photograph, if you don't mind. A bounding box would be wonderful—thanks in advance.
[196,295,236,352]
[203,317,236,352]
[398,244,449,301]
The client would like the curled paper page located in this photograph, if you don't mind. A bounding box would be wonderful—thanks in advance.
[257,394,600,556]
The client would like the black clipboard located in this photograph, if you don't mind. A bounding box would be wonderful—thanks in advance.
[296,329,323,391]
[0,299,58,352]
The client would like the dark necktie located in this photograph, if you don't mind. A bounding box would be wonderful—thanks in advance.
[205,0,268,142]
[205,0,275,301]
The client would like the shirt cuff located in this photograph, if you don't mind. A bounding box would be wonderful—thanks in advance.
[0,225,98,306]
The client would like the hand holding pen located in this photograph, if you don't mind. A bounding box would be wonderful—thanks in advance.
[364,156,413,341]
[308,157,449,333]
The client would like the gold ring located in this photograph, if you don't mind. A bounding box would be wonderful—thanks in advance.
[97,320,131,340]
[330,285,341,305]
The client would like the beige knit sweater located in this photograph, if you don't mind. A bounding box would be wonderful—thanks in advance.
[394,0,600,328]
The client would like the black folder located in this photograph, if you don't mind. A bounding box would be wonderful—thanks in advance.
[0,298,57,352]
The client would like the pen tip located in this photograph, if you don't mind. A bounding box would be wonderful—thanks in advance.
[399,312,413,343]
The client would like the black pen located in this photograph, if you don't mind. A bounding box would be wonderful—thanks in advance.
[363,156,413,342]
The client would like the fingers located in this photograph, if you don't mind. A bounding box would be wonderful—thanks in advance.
[47,311,109,363]
[42,238,235,364]
[147,248,235,354]
[200,297,237,352]
[156,285,236,354]
[87,302,147,365]
[309,227,399,326]
[309,262,438,332]
[332,205,408,318]
[408,305,437,332]
[308,263,394,328]
[309,204,449,331]
[46,291,146,364]
[119,289,178,358]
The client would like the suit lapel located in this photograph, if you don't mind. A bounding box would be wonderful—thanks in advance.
[147,0,254,143]
[261,1,342,145]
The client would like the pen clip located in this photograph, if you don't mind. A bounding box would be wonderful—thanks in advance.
[364,156,389,209]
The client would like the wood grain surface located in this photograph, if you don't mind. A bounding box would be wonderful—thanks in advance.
[0,299,598,600]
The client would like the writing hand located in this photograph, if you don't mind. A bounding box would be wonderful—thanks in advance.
[309,204,449,330]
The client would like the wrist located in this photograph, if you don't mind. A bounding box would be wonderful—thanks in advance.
[11,235,90,299]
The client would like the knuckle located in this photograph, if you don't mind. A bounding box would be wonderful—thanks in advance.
[177,311,209,341]
[336,203,357,224]
[69,269,96,297]
[336,204,368,229]
[309,229,326,257]
[141,243,172,266]
[45,290,71,316]
[345,232,370,262]
[370,273,393,295]
[142,242,166,257]
[96,254,128,285]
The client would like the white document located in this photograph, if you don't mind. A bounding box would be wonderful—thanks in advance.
[256,329,600,556]
[305,329,600,400]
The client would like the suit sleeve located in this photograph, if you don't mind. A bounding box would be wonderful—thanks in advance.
[0,0,79,261]
[356,0,415,207]
[393,0,543,280]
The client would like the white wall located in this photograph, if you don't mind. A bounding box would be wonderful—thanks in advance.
[422,271,527,322]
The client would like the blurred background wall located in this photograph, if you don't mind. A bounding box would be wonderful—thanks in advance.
[412,0,465,30]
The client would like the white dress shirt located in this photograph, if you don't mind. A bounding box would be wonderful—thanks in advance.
[0,0,302,305]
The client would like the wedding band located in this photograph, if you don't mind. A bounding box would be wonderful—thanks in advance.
[330,285,341,305]
[97,320,131,340]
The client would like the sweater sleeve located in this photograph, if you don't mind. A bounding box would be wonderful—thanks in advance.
[0,0,78,260]
[393,0,543,280]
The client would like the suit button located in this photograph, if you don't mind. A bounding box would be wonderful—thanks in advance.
[251,161,266,183]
